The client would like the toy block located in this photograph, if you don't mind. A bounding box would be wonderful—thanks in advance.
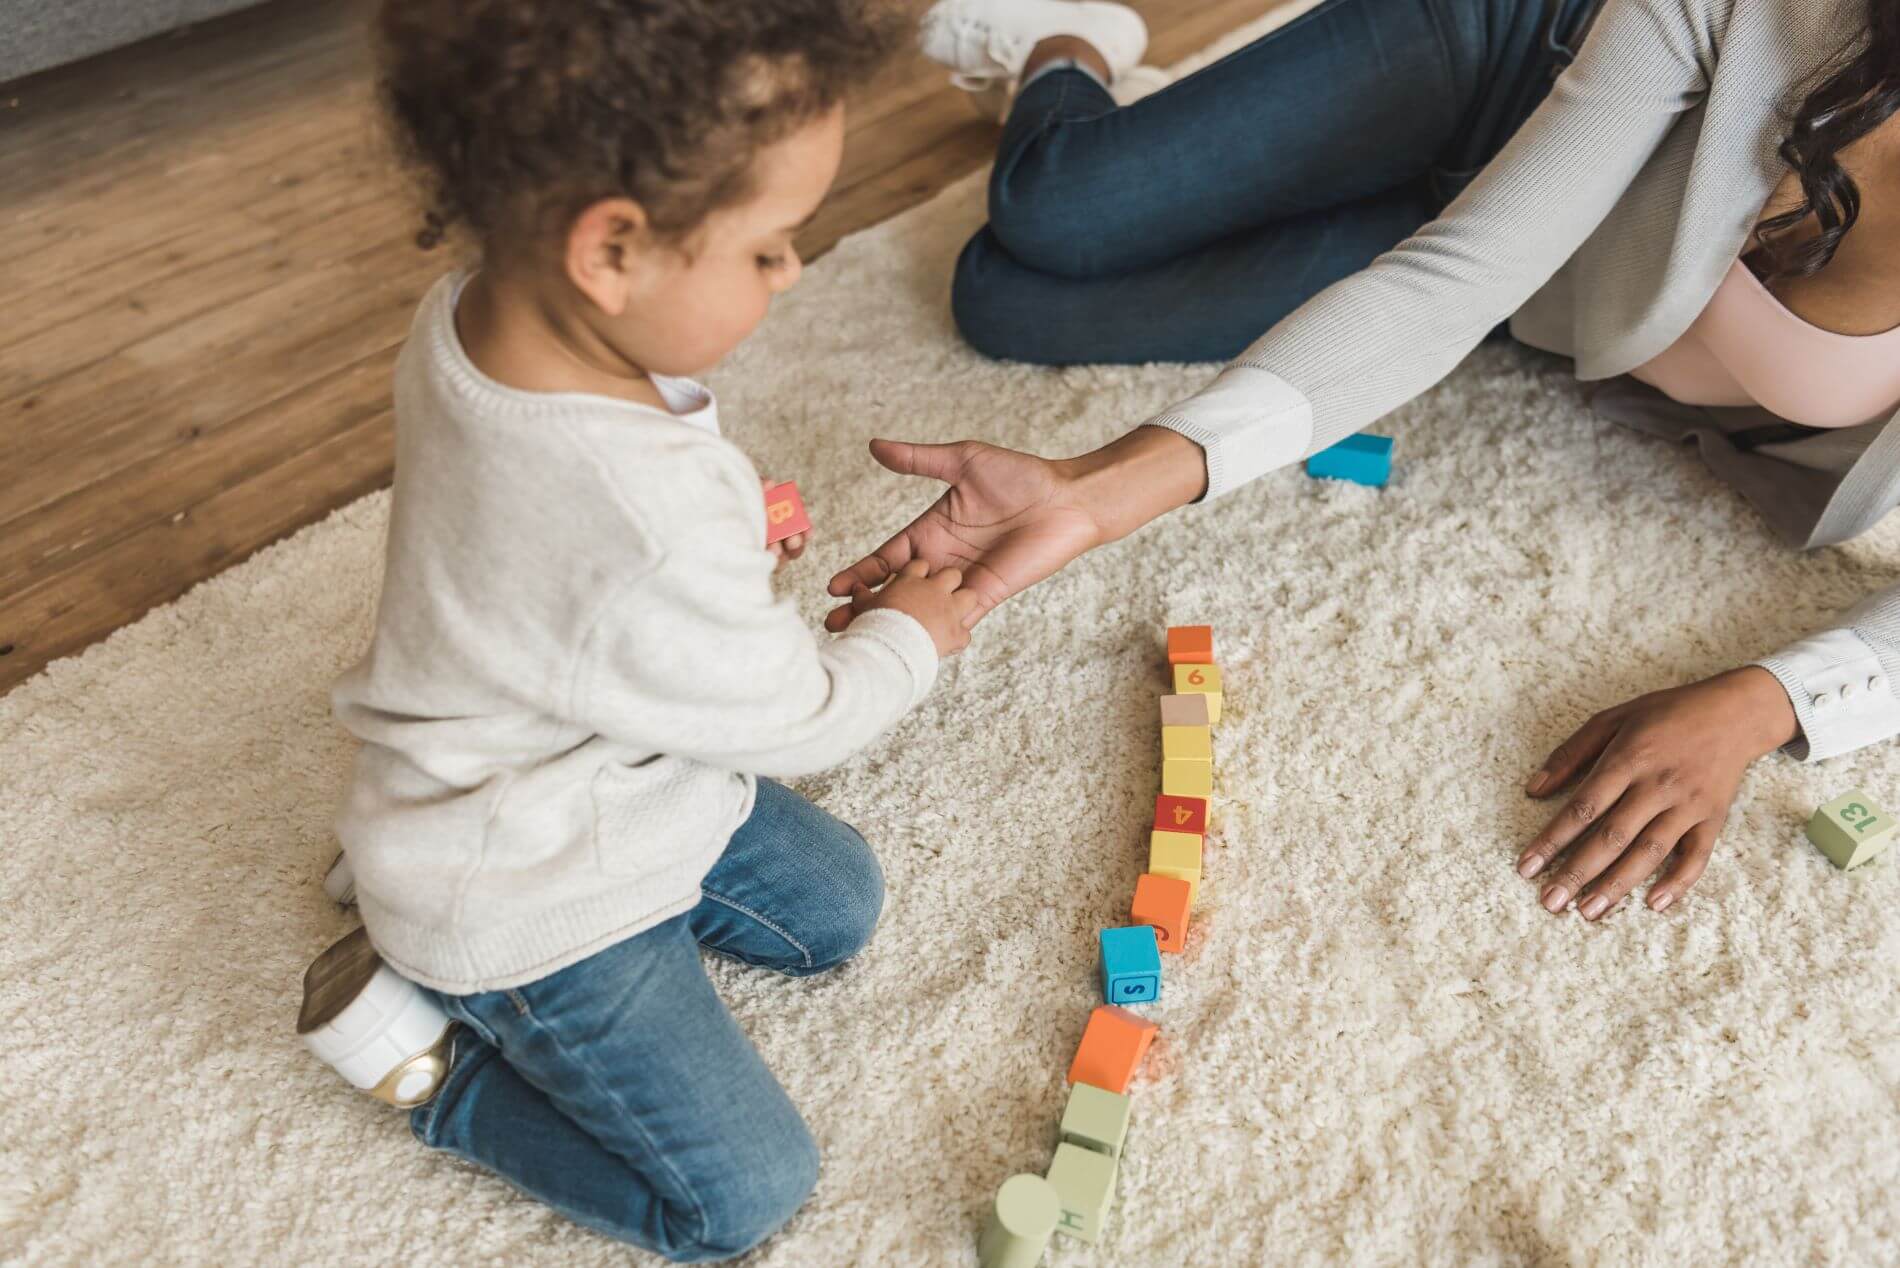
[1304,433,1394,487]
[978,1173,1060,1268]
[1161,724,1212,763]
[1067,1005,1158,1094]
[1161,760,1213,798]
[1131,872,1193,953]
[1172,663,1223,724]
[1149,831,1203,904]
[1153,794,1208,837]
[1161,723,1214,797]
[762,481,812,546]
[1059,1083,1133,1160]
[1806,790,1899,870]
[1046,1142,1118,1245]
[1166,625,1214,666]
[1099,926,1162,1006]
[1159,693,1211,728]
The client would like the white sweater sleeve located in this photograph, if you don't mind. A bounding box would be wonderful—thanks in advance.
[571,472,939,779]
[1755,587,1900,762]
[1146,0,1720,497]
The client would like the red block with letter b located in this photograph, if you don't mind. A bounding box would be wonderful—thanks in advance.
[763,481,812,546]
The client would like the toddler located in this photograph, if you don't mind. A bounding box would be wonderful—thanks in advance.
[294,1,977,1260]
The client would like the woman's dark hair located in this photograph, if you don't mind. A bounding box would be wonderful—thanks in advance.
[1755,0,1900,281]
[375,0,900,251]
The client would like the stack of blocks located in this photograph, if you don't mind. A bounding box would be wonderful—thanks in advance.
[979,626,1224,1267]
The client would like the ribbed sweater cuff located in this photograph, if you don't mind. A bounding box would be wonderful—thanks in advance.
[1144,365,1316,500]
[1754,628,1899,763]
[842,608,939,710]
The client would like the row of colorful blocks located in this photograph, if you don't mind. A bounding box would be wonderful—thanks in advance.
[979,627,1224,1266]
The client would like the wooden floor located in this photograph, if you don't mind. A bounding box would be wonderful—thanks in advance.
[0,0,1283,693]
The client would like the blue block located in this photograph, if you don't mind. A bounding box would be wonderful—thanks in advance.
[1304,434,1393,487]
[1099,926,1161,1006]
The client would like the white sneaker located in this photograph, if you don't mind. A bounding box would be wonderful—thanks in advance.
[297,927,454,1109]
[322,851,356,907]
[920,0,1149,93]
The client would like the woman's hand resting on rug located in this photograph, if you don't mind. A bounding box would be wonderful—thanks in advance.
[1517,668,1799,919]
[825,428,1208,631]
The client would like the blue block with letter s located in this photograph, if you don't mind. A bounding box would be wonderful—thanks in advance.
[1099,926,1161,1006]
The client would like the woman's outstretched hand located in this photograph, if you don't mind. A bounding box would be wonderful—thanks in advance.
[1517,667,1799,919]
[825,439,1101,631]
[826,429,1207,632]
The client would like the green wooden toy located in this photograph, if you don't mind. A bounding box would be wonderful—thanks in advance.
[1806,790,1898,870]
[978,1173,1060,1268]
[1046,1142,1118,1244]
[1059,1083,1132,1160]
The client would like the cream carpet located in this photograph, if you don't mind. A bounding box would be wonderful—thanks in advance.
[6,13,1900,1266]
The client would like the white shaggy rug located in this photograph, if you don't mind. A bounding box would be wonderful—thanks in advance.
[6,14,1900,1267]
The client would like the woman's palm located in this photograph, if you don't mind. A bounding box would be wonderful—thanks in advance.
[827,440,1103,627]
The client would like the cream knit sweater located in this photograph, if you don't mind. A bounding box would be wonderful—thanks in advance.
[332,275,939,994]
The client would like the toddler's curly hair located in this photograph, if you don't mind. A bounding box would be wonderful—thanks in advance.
[375,0,902,251]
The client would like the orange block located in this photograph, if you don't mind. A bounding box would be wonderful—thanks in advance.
[1067,1005,1159,1094]
[1131,873,1193,954]
[1166,625,1214,665]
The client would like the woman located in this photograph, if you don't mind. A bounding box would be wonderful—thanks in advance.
[828,0,1900,919]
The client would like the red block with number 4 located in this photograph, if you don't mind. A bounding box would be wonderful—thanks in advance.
[1131,873,1193,953]
[763,482,812,546]
[1153,794,1208,837]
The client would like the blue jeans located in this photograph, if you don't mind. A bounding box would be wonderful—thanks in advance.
[409,780,883,1262]
[952,0,1598,364]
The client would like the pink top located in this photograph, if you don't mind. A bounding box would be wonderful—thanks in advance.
[1630,258,1900,429]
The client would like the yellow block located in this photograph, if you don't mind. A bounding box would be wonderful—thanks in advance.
[1161,725,1212,762]
[1161,760,1212,797]
[1149,831,1203,904]
[1172,664,1223,724]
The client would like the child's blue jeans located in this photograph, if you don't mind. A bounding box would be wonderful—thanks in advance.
[409,779,883,1263]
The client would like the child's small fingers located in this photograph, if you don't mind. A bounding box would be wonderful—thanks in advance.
[899,559,930,580]
[782,532,808,557]
[931,566,965,592]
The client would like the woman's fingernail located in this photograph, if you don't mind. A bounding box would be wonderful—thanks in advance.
[1526,770,1549,795]
[1541,884,1569,913]
[1580,893,1609,920]
[1650,889,1674,912]
[1518,852,1544,879]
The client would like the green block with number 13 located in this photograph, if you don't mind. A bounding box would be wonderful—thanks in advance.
[1806,790,1898,871]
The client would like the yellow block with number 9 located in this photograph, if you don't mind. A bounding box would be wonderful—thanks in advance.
[1172,664,1222,724]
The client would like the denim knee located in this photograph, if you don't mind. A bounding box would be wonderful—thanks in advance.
[673,1118,820,1261]
[796,823,883,975]
[952,230,1079,366]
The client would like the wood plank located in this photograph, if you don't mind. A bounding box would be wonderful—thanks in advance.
[0,350,396,596]
[0,408,395,688]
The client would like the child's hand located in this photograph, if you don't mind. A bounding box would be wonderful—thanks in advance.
[1516,667,1799,919]
[761,477,808,569]
[854,560,982,657]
